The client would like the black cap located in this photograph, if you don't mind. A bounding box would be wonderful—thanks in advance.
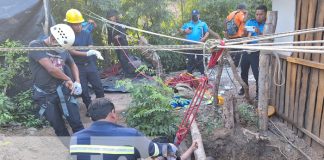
[106,9,119,18]
[88,98,115,121]
[237,4,247,10]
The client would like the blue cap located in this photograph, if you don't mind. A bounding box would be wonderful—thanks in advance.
[192,9,200,15]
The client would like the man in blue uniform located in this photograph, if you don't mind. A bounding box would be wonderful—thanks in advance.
[238,5,267,100]
[181,9,209,76]
[65,9,105,114]
[70,98,177,160]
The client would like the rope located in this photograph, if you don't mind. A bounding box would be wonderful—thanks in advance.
[0,45,204,52]
[83,8,204,45]
[224,27,324,44]
[246,40,324,46]
[217,45,324,54]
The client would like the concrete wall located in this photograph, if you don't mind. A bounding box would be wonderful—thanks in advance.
[272,0,296,56]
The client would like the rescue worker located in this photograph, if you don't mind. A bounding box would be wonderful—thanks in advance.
[70,98,177,160]
[28,24,84,136]
[65,9,105,115]
[239,5,268,99]
[225,4,249,67]
[106,9,137,78]
[181,9,209,76]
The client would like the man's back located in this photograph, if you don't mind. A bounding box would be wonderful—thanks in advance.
[226,11,246,39]
[71,121,152,160]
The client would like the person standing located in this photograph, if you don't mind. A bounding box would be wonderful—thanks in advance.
[106,9,137,78]
[238,5,268,100]
[225,4,249,67]
[28,24,84,136]
[181,9,209,76]
[65,9,105,115]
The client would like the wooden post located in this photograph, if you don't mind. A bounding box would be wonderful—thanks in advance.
[225,51,253,104]
[43,0,49,36]
[213,58,224,107]
[258,11,277,134]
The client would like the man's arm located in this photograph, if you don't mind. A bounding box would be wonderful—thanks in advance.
[38,58,73,89]
[69,49,87,56]
[70,63,80,83]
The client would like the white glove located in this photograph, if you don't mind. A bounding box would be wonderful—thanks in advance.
[72,82,82,95]
[86,50,104,60]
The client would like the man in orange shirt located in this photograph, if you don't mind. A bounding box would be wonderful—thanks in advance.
[225,4,248,66]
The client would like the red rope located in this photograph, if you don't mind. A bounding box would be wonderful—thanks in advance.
[115,38,154,80]
[175,77,208,145]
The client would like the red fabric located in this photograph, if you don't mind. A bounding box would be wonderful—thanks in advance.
[100,63,122,79]
[165,73,200,88]
[207,40,225,69]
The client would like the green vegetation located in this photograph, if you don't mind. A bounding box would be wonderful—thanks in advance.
[0,40,44,128]
[117,77,179,137]
[238,103,258,126]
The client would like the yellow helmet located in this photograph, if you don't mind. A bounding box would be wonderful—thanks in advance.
[64,9,84,24]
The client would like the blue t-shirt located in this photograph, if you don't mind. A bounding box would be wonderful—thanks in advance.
[181,20,208,42]
[245,19,265,44]
[72,30,96,68]
[82,22,95,33]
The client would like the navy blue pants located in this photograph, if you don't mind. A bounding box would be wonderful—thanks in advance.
[240,51,260,91]
[78,64,105,108]
[186,49,205,75]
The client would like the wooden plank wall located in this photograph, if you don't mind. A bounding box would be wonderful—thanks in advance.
[270,0,324,150]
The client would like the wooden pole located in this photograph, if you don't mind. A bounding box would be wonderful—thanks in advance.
[225,51,253,104]
[258,11,278,134]
[213,58,224,107]
[190,118,207,160]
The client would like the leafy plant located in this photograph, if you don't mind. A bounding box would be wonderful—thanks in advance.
[0,40,44,128]
[0,40,28,93]
[238,103,258,126]
[117,78,180,137]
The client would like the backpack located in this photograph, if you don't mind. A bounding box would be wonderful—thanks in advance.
[225,12,240,36]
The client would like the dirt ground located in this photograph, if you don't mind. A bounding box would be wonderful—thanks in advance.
[0,93,131,160]
[0,68,323,160]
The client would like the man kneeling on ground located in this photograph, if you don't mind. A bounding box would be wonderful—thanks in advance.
[70,98,180,160]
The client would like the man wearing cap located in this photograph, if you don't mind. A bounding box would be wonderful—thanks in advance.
[64,9,105,115]
[28,24,84,136]
[70,98,177,160]
[181,9,209,76]
[106,9,137,78]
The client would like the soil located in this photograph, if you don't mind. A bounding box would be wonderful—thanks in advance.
[0,93,131,160]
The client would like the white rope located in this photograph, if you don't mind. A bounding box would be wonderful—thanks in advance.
[225,27,324,44]
[83,9,204,45]
[217,45,324,54]
[246,40,324,46]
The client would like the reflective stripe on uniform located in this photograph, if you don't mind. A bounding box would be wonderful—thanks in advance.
[70,145,135,155]
[152,143,160,157]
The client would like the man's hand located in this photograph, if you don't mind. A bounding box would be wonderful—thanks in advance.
[200,37,207,42]
[64,80,74,90]
[88,19,97,28]
[184,28,192,34]
[71,82,82,95]
[114,35,121,40]
[86,50,104,60]
[190,141,198,151]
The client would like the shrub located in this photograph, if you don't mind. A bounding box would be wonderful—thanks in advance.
[118,77,180,137]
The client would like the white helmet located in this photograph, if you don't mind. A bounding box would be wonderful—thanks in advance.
[50,24,75,48]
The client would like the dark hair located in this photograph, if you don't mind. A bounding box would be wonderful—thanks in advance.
[106,9,119,18]
[237,4,247,10]
[256,5,268,13]
[88,98,115,121]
